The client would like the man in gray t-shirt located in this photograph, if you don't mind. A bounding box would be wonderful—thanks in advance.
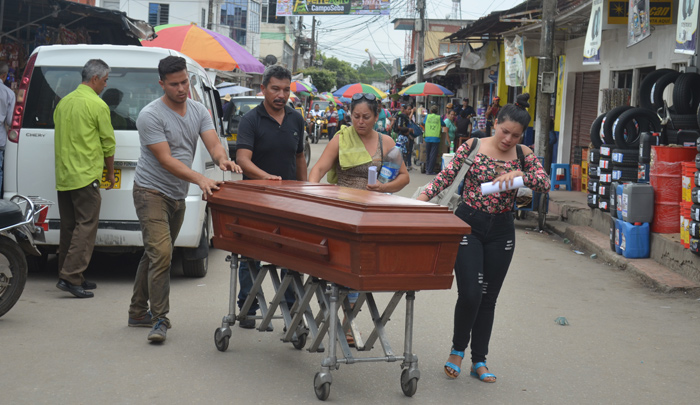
[128,56,241,344]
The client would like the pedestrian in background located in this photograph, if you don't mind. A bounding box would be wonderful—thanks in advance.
[128,56,240,343]
[235,65,307,329]
[54,59,115,299]
[485,96,501,136]
[423,105,444,175]
[417,93,549,384]
[444,110,457,152]
[0,62,15,195]
[327,103,338,141]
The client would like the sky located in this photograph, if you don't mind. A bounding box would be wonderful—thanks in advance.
[312,0,526,67]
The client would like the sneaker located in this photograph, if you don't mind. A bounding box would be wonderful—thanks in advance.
[128,311,152,327]
[147,319,168,342]
[238,318,256,329]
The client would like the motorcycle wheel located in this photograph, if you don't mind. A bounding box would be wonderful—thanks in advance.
[304,140,311,166]
[314,129,319,144]
[0,235,29,318]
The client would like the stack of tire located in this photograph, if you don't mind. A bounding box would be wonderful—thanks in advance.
[587,148,600,209]
[691,144,700,255]
[639,69,700,144]
[597,146,613,212]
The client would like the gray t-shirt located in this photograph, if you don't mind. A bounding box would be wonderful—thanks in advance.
[134,98,215,199]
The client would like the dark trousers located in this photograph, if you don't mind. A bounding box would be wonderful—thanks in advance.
[452,203,515,363]
[328,125,337,141]
[129,186,186,327]
[57,181,101,286]
[238,258,296,314]
[425,141,440,174]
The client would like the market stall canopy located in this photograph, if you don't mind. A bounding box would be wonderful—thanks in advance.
[141,23,264,73]
[0,0,155,45]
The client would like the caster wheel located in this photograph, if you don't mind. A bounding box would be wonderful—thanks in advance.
[214,328,230,352]
[292,331,307,350]
[400,369,418,397]
[314,372,331,401]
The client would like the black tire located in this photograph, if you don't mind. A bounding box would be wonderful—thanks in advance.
[603,106,633,145]
[614,108,662,148]
[589,148,600,164]
[599,172,612,184]
[669,113,700,130]
[314,373,331,401]
[590,113,606,147]
[588,179,599,193]
[598,183,611,197]
[599,157,612,171]
[611,149,640,167]
[589,164,600,178]
[400,369,419,397]
[639,69,676,110]
[538,193,548,230]
[304,139,311,166]
[587,192,598,208]
[673,73,700,114]
[652,71,682,111]
[598,197,610,212]
[0,236,29,318]
[612,166,638,182]
[692,204,700,221]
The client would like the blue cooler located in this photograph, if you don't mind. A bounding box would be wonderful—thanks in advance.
[620,222,650,258]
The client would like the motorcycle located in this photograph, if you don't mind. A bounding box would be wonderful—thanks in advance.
[0,196,52,318]
[307,115,327,144]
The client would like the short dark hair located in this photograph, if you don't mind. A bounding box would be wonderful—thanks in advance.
[158,56,186,81]
[262,65,292,87]
[399,127,409,135]
[497,93,532,129]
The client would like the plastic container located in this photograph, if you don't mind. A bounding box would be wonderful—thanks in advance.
[619,222,650,258]
[609,216,617,252]
[622,183,654,223]
[682,162,695,202]
[441,153,455,170]
[367,166,377,185]
[614,218,623,255]
[609,181,619,215]
[650,146,696,233]
[616,183,625,220]
[378,145,402,183]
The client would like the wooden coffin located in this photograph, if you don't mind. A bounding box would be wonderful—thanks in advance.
[208,181,470,291]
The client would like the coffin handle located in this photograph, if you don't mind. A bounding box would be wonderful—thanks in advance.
[226,223,329,257]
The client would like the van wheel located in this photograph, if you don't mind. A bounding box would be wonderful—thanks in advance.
[182,220,209,278]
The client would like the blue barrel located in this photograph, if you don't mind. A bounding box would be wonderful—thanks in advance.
[614,218,623,255]
[620,222,650,258]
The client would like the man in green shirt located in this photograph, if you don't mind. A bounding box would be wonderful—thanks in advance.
[54,59,116,299]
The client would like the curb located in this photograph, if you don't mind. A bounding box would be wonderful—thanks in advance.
[547,220,700,296]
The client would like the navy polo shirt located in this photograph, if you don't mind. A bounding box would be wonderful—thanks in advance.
[236,101,305,180]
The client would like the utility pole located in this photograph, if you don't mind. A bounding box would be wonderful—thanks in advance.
[309,16,316,68]
[207,0,214,30]
[416,0,426,83]
[292,16,303,72]
[535,0,556,173]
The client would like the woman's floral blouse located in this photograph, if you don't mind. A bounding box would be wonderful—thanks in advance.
[423,141,550,214]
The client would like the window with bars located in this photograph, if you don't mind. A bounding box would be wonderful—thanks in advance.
[148,3,169,26]
[249,1,260,34]
[438,42,465,56]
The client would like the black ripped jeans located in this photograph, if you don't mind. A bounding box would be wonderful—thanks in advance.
[452,203,515,364]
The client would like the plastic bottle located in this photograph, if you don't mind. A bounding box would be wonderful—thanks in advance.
[378,145,403,183]
[367,166,377,185]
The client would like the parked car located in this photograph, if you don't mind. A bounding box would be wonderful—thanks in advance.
[6,44,231,277]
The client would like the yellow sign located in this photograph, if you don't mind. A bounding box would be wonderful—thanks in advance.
[608,1,672,25]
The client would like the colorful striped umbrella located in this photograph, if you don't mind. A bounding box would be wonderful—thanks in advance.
[398,82,454,97]
[141,23,264,73]
[332,83,387,99]
[318,92,342,105]
[290,81,316,93]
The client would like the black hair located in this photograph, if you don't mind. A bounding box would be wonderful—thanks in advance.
[459,109,467,118]
[102,88,123,107]
[262,65,292,87]
[350,96,379,117]
[158,56,186,81]
[496,93,531,129]
[399,127,409,135]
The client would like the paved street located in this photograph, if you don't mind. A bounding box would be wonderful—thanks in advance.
[2,140,700,404]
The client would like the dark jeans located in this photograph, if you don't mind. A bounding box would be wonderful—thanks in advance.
[425,141,440,174]
[238,258,296,314]
[57,181,101,286]
[328,125,337,141]
[452,203,515,364]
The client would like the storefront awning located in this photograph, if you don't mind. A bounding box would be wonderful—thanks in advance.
[0,0,155,45]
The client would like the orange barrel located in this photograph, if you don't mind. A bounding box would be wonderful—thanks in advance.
[682,162,695,202]
[650,146,696,233]
[681,201,692,248]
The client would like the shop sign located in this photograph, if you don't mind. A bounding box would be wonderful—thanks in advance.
[628,0,651,47]
[276,0,391,16]
[584,0,604,64]
[609,0,672,24]
[675,0,698,54]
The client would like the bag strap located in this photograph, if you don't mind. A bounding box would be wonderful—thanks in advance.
[441,138,480,201]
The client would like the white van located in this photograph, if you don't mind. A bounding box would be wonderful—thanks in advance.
[6,44,231,277]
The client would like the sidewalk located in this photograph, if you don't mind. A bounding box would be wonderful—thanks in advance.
[541,189,700,296]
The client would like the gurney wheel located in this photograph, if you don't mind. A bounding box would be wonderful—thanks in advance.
[214,328,230,352]
[400,369,418,397]
[314,372,331,401]
[292,331,307,350]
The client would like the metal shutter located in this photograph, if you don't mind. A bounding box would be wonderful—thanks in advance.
[570,72,600,164]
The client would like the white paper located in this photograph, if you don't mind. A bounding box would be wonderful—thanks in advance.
[481,176,525,195]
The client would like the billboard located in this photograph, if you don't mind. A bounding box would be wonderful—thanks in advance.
[276,0,391,16]
[584,0,603,64]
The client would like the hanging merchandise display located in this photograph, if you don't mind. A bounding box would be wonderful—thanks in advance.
[584,0,604,64]
[504,35,526,87]
[676,0,699,54]
[628,0,651,46]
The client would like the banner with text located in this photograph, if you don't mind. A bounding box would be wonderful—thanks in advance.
[504,35,526,87]
[608,1,672,24]
[676,0,698,54]
[276,0,391,16]
[628,0,651,47]
[584,0,603,64]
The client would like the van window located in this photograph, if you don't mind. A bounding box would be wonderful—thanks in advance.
[23,67,162,130]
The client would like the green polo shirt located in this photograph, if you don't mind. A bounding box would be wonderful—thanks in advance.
[54,84,116,191]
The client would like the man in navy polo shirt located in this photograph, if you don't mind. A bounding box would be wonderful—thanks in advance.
[235,65,307,328]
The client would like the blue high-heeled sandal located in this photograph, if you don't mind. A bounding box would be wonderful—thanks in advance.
[470,362,497,383]
[444,349,464,379]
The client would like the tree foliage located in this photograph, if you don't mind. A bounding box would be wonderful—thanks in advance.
[355,60,392,85]
[321,56,360,88]
[300,67,336,93]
